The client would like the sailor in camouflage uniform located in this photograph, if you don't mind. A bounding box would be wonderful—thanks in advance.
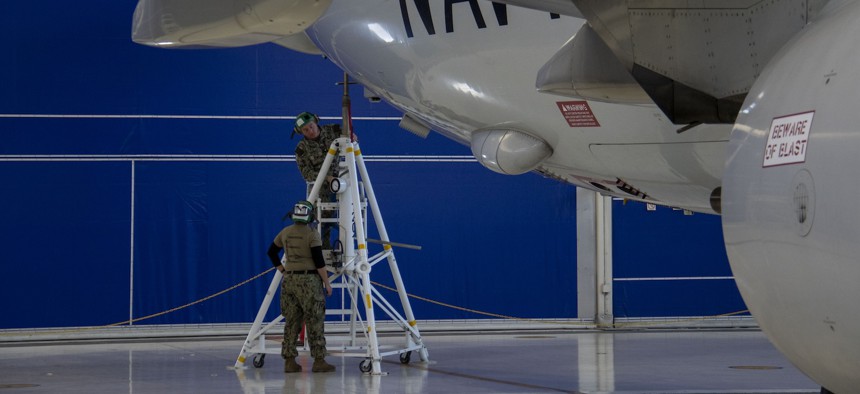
[292,111,341,249]
[267,200,336,373]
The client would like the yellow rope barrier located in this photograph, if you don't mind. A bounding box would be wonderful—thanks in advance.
[371,281,592,327]
[611,309,751,328]
[0,267,276,337]
[105,267,277,327]
[371,281,751,329]
[1,267,751,338]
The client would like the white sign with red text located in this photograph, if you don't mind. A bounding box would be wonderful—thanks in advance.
[762,111,814,168]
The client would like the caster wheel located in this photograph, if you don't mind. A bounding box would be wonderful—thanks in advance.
[252,354,265,368]
[399,351,412,364]
[359,359,372,373]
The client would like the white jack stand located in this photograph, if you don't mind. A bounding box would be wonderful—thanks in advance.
[233,137,430,375]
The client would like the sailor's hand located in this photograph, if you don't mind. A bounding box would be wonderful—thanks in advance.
[324,282,333,297]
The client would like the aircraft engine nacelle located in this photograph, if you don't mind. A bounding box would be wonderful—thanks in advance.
[470,128,552,175]
[722,3,860,392]
[132,0,332,48]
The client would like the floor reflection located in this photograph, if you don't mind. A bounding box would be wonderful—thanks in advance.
[578,332,614,392]
[0,330,819,393]
[233,357,429,394]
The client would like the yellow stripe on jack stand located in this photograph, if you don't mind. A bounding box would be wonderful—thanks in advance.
[238,356,246,363]
[408,320,417,327]
[358,244,366,250]
[355,149,362,156]
[328,148,337,155]
[346,147,354,153]
[383,244,392,251]
[365,294,372,307]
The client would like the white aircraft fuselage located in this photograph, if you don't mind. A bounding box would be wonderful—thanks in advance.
[309,0,726,213]
[132,0,860,392]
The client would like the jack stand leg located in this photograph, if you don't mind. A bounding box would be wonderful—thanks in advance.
[349,278,360,347]
[345,143,384,375]
[234,271,282,369]
[355,147,430,363]
[359,270,383,375]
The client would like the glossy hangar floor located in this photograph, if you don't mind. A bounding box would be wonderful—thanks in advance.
[0,329,819,394]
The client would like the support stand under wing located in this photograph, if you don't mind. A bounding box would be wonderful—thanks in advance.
[234,138,429,374]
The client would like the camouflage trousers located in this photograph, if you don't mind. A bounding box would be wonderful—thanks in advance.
[280,273,327,359]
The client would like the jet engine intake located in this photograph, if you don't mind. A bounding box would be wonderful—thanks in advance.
[470,128,552,175]
[722,3,860,392]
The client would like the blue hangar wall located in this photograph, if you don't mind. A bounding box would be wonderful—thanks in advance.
[0,2,744,329]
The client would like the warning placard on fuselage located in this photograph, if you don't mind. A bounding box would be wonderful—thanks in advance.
[557,101,600,127]
[762,111,814,168]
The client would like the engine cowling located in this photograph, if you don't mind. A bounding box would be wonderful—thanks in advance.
[132,0,332,48]
[723,2,860,392]
[470,128,552,175]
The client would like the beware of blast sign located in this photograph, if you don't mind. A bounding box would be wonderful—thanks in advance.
[762,111,814,168]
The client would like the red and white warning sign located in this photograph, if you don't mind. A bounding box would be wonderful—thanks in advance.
[557,101,600,127]
[762,111,814,168]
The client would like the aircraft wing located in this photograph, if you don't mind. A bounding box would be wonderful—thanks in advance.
[510,0,830,124]
[131,0,331,53]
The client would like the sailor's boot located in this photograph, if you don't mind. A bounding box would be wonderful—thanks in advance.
[284,358,302,373]
[312,358,335,372]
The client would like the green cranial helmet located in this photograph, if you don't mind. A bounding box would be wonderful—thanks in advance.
[291,200,315,223]
[292,112,319,138]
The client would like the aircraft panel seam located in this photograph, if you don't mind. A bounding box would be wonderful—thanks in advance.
[0,114,402,121]
[0,155,475,162]
[615,276,734,281]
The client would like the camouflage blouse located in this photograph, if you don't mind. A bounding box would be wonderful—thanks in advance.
[294,124,342,183]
